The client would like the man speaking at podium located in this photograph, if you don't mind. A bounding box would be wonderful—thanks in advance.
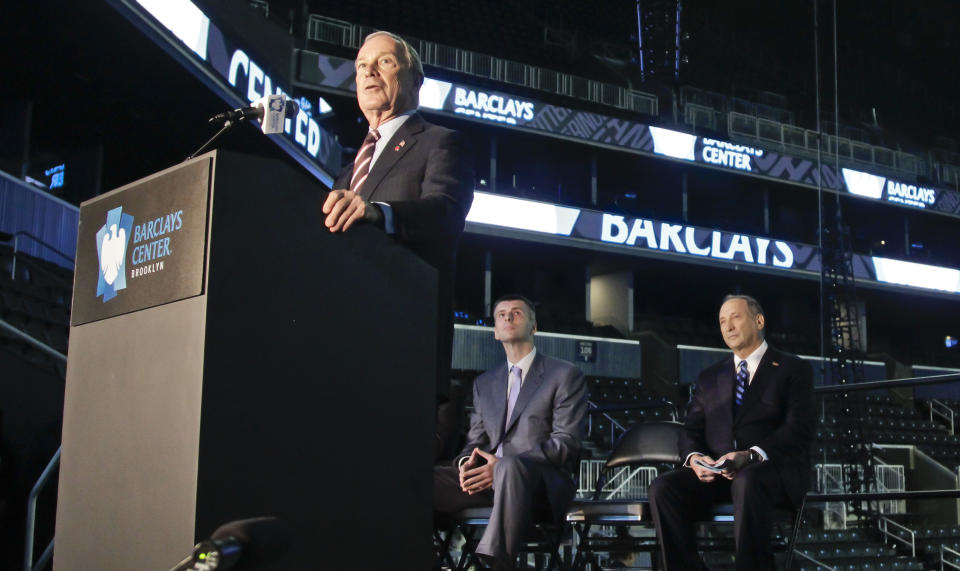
[322,31,474,399]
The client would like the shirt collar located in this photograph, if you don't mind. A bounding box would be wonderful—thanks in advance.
[508,347,537,384]
[735,340,768,380]
[369,110,415,144]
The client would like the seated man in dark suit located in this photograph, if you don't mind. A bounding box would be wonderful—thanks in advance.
[649,294,815,571]
[434,295,587,570]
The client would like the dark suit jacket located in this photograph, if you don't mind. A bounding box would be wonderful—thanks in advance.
[680,345,815,506]
[454,353,588,513]
[333,112,474,275]
[334,113,474,398]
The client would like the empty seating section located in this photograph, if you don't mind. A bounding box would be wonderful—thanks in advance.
[585,377,674,450]
[308,0,635,86]
[795,529,924,571]
[0,247,72,375]
[636,314,720,348]
[817,394,960,468]
[913,526,960,568]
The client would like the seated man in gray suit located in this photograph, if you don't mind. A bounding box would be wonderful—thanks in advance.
[434,294,587,570]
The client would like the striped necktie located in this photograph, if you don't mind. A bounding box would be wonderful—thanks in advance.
[349,129,380,195]
[734,360,748,409]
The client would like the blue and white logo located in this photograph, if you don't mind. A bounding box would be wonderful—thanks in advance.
[95,206,134,302]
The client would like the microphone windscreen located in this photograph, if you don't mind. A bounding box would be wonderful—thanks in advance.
[210,517,290,570]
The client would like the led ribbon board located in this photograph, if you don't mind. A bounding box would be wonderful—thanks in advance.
[300,51,960,215]
[841,168,939,209]
[110,0,341,185]
[466,191,960,296]
[466,192,819,272]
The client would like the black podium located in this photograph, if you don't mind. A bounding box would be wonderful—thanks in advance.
[55,151,437,570]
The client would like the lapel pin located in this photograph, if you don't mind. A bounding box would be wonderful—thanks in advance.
[772,361,780,367]
[394,140,406,151]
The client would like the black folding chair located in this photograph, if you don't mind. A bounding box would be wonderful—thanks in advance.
[567,421,681,570]
[449,505,570,570]
[568,421,803,570]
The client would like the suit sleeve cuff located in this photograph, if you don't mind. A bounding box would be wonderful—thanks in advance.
[457,456,470,469]
[750,446,768,461]
[684,452,704,467]
[374,201,396,234]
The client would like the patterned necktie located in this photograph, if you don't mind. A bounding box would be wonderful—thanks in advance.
[734,360,748,409]
[349,129,380,195]
[496,365,522,458]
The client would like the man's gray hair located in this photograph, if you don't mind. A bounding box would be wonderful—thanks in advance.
[363,30,424,87]
[722,294,765,319]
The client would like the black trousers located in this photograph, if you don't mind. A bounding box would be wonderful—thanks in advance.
[648,462,789,571]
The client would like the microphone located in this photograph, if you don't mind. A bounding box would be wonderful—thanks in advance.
[168,517,289,571]
[209,95,300,134]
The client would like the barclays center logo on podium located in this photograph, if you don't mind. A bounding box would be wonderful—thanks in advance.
[95,206,134,302]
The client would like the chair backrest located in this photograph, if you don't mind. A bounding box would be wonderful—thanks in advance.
[605,421,683,468]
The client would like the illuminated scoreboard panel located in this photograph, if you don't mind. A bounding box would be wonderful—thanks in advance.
[465,192,960,297]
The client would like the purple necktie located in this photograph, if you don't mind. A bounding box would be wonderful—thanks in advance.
[496,365,522,457]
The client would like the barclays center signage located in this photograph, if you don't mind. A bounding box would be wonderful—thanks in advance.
[465,191,821,274]
[73,159,211,325]
[841,168,939,209]
[109,0,341,185]
[466,191,960,296]
[597,214,796,268]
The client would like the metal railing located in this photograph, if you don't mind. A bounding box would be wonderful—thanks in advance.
[793,549,837,570]
[586,401,677,446]
[577,460,657,499]
[725,110,921,178]
[815,373,960,394]
[816,464,849,528]
[3,317,68,571]
[24,448,60,571]
[942,544,960,571]
[586,402,629,446]
[814,463,908,524]
[875,465,907,515]
[930,399,956,435]
[0,318,67,362]
[10,230,75,279]
[306,15,659,117]
[877,516,916,557]
[676,82,957,188]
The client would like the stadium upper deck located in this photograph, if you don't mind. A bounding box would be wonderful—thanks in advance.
[2,0,958,367]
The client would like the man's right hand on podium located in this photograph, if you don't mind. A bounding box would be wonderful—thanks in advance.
[322,189,384,232]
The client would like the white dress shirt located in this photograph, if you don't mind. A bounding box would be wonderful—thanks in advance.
[736,340,768,385]
[368,110,415,170]
[506,347,537,396]
[686,340,770,467]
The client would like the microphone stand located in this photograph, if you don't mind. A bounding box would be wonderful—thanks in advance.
[185,118,245,161]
